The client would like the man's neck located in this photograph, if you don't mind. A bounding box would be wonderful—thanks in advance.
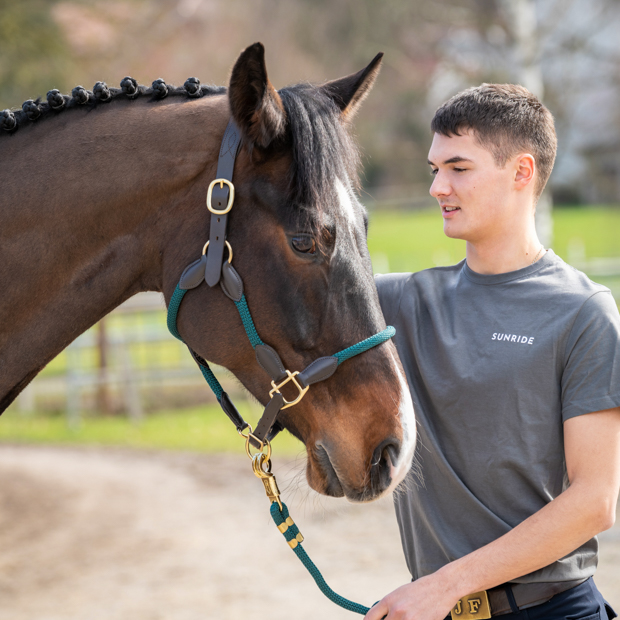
[465,229,544,275]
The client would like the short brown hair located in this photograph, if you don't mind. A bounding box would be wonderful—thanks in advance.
[431,84,557,200]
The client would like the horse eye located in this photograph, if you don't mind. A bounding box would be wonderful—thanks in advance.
[291,235,316,254]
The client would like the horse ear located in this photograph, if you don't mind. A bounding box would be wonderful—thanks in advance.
[228,42,286,149]
[320,52,383,121]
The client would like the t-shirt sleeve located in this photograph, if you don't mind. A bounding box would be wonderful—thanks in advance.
[374,273,410,326]
[561,290,620,421]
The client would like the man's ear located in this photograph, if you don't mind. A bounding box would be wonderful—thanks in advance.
[228,42,286,149]
[319,53,383,121]
[514,153,536,189]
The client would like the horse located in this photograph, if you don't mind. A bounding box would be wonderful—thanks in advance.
[0,42,416,502]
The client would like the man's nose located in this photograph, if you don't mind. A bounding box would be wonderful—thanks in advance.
[430,171,450,198]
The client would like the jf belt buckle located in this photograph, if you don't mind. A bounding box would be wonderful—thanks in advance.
[449,579,588,619]
[451,591,491,620]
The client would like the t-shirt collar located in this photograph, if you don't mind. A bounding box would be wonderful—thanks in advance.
[462,249,556,285]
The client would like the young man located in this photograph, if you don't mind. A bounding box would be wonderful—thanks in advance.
[368,84,620,620]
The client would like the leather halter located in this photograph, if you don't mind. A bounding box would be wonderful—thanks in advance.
[167,119,395,449]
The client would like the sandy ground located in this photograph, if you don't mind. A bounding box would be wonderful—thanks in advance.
[0,445,617,620]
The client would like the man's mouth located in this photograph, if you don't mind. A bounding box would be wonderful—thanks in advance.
[442,205,460,215]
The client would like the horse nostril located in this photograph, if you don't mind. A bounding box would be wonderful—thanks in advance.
[370,438,400,496]
[372,439,400,468]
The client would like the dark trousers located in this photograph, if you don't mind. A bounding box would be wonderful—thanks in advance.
[485,578,615,620]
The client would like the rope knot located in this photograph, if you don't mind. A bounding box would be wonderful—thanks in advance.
[72,86,90,105]
[152,78,168,99]
[0,109,17,132]
[120,76,139,99]
[93,81,112,102]
[22,99,41,121]
[184,77,202,98]
[47,89,66,111]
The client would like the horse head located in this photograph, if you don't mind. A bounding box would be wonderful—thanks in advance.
[168,43,416,501]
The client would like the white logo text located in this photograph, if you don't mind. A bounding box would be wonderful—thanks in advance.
[492,333,534,344]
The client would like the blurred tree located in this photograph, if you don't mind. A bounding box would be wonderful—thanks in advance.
[2,0,619,205]
[0,0,73,106]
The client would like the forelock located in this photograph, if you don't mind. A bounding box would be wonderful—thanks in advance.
[278,84,360,211]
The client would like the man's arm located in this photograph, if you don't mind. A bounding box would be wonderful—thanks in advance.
[366,407,620,620]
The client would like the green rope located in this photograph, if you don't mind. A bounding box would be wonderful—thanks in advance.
[167,284,187,341]
[333,326,395,365]
[234,295,264,349]
[270,502,371,616]
[197,359,224,401]
[166,284,225,401]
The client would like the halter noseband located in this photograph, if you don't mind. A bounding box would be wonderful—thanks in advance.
[166,119,395,448]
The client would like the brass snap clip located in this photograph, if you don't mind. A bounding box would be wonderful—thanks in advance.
[269,370,309,410]
[206,178,235,214]
[252,452,282,509]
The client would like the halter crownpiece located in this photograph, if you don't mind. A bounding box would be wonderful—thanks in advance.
[166,118,396,448]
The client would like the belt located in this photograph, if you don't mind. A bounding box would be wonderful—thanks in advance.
[449,578,588,619]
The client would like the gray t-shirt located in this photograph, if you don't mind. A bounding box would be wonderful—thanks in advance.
[376,249,620,584]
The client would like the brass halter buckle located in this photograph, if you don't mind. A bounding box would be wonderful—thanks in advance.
[206,178,235,214]
[269,370,309,410]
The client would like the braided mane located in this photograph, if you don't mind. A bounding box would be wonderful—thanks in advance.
[0,76,360,217]
[0,77,226,136]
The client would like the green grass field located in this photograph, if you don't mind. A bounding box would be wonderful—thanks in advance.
[2,205,619,452]
[0,403,303,455]
[367,205,620,274]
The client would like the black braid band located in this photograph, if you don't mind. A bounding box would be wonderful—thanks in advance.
[22,99,41,121]
[184,77,202,98]
[47,89,66,110]
[120,76,139,98]
[72,86,90,105]
[0,109,17,131]
[93,81,112,102]
[152,78,168,99]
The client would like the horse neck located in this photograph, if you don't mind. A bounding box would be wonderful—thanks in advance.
[0,95,228,410]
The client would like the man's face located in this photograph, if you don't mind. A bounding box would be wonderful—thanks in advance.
[427,130,520,242]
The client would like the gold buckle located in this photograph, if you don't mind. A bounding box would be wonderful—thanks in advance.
[450,590,491,620]
[269,370,309,410]
[207,179,235,214]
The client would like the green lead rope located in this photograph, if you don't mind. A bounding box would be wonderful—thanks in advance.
[167,280,394,616]
[270,502,371,616]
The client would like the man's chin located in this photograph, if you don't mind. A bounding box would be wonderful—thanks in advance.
[442,221,467,240]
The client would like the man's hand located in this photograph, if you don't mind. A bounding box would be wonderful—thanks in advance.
[364,573,459,620]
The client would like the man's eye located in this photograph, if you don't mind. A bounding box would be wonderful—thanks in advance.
[430,168,438,176]
[453,167,466,172]
[291,235,316,254]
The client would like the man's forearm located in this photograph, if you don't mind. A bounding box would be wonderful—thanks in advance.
[365,481,613,620]
[439,480,613,600]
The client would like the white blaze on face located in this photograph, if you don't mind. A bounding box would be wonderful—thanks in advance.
[387,349,416,493]
[334,178,417,495]
[334,177,358,226]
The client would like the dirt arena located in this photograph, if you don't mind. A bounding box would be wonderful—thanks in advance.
[0,445,618,620]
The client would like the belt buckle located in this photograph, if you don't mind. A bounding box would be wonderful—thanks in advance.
[450,590,491,620]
